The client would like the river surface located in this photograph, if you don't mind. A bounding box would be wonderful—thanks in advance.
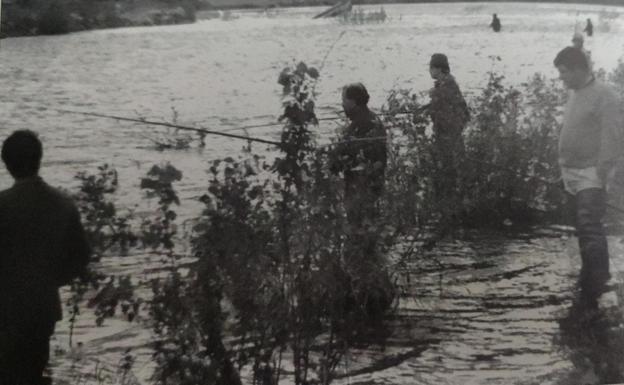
[2,2,624,384]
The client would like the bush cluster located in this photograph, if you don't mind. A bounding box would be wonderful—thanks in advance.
[63,60,624,384]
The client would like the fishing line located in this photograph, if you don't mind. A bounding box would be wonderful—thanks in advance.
[54,108,283,147]
[50,107,624,218]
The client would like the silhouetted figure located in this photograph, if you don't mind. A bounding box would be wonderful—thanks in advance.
[490,13,501,32]
[0,130,90,384]
[584,18,593,37]
[554,47,622,302]
[428,53,470,225]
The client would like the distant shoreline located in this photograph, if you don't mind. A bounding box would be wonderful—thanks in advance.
[2,0,622,39]
[0,0,198,38]
[204,0,624,10]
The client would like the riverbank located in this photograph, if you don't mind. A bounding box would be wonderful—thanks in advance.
[0,0,198,38]
[3,0,623,38]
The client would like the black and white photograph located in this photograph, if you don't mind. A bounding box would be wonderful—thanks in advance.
[2,0,624,384]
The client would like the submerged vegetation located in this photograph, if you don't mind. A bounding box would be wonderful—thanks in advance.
[56,59,624,384]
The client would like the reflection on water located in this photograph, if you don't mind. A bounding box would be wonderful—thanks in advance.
[557,291,624,385]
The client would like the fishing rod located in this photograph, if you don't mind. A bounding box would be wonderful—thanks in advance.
[50,107,624,217]
[221,105,430,133]
[219,114,347,133]
[52,108,394,150]
[319,30,347,76]
[54,108,283,147]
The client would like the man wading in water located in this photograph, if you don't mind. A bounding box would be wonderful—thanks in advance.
[332,83,387,237]
[428,53,470,229]
[490,13,501,32]
[554,47,623,303]
[330,83,391,334]
[0,130,91,384]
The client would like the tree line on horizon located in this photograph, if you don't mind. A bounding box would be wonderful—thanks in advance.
[200,0,624,9]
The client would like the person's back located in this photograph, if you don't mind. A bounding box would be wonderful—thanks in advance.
[0,178,87,320]
[0,130,90,384]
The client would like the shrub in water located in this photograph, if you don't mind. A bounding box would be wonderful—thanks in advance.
[151,62,397,385]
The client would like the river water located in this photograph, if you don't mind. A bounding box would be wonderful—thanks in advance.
[2,2,624,384]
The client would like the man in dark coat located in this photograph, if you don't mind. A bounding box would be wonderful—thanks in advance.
[331,84,392,328]
[0,130,90,384]
[332,83,387,230]
[428,53,470,215]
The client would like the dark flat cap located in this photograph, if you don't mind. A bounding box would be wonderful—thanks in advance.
[430,53,449,69]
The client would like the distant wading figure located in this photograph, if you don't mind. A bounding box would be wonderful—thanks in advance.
[428,53,470,223]
[490,13,501,32]
[584,18,593,37]
[554,47,622,302]
[0,130,90,384]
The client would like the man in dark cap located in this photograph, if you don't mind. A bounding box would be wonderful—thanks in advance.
[554,46,622,303]
[332,83,387,231]
[0,130,90,384]
[428,53,470,222]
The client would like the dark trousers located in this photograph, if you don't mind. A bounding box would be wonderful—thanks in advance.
[344,173,382,230]
[573,188,610,296]
[0,321,54,385]
[432,134,465,230]
[343,176,393,330]
[344,173,383,270]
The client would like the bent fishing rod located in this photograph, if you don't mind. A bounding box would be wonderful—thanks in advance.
[52,108,391,152]
[54,108,283,147]
[53,104,429,145]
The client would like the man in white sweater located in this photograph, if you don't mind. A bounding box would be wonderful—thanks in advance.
[554,47,623,302]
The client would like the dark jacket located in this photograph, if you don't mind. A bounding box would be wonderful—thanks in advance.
[584,21,593,36]
[332,106,387,193]
[490,17,501,32]
[429,73,470,139]
[0,177,90,328]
